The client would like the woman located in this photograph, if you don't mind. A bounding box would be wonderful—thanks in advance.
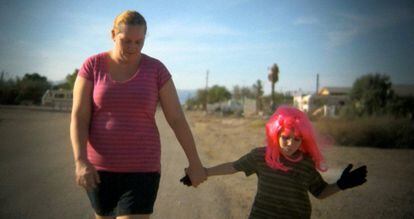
[70,10,207,219]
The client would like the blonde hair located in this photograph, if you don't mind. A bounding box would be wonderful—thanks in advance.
[112,10,147,34]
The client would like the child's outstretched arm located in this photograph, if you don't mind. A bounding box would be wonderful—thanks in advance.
[316,164,367,199]
[206,162,238,177]
[336,164,367,190]
[316,184,341,199]
[180,162,239,186]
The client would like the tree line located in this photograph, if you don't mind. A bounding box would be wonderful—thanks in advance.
[1,67,412,120]
[0,69,77,105]
[343,73,414,119]
[184,79,292,114]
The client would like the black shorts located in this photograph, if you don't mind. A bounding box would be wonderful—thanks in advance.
[86,171,160,217]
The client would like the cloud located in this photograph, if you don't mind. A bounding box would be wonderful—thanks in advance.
[145,19,297,64]
[208,0,252,9]
[144,38,295,63]
[149,20,241,40]
[0,11,113,80]
[144,20,248,63]
[327,27,359,48]
[294,17,319,25]
[327,8,414,48]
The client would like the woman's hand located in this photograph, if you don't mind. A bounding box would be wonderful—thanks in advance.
[185,164,207,187]
[75,159,100,190]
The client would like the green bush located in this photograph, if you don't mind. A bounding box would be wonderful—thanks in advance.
[314,116,414,149]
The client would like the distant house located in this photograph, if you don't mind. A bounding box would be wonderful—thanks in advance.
[206,99,244,116]
[294,86,350,117]
[294,84,414,117]
[319,87,351,96]
[242,98,258,117]
[293,94,312,113]
[41,89,72,110]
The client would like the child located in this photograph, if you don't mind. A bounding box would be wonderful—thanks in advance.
[181,105,367,218]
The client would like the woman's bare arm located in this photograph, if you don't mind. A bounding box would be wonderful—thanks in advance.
[70,76,92,162]
[159,79,207,187]
[70,76,100,189]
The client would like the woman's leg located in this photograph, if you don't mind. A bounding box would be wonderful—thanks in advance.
[88,172,119,219]
[117,214,150,219]
[117,173,160,219]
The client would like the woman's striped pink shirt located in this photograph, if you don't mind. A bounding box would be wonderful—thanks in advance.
[77,52,171,172]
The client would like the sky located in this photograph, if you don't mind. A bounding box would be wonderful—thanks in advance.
[0,0,413,94]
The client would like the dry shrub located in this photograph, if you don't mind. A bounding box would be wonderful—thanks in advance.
[314,116,414,148]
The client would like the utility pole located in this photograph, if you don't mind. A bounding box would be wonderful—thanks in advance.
[204,70,209,112]
[316,73,320,95]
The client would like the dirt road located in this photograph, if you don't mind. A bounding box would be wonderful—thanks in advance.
[0,108,413,218]
[0,108,235,219]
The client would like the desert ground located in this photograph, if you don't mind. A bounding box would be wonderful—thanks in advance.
[0,107,413,219]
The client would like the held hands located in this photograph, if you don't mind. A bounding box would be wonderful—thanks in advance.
[180,165,207,187]
[336,164,368,190]
[180,174,192,186]
[75,159,100,190]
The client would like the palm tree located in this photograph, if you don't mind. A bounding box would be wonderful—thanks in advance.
[268,63,279,111]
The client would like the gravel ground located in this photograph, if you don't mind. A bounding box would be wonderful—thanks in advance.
[187,111,414,219]
[0,107,413,219]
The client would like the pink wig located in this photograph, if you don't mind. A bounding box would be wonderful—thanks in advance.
[265,105,326,172]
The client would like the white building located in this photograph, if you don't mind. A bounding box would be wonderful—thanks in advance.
[293,87,350,117]
[41,89,73,110]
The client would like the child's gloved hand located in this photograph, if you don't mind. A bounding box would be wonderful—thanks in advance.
[336,164,367,190]
[180,174,192,186]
